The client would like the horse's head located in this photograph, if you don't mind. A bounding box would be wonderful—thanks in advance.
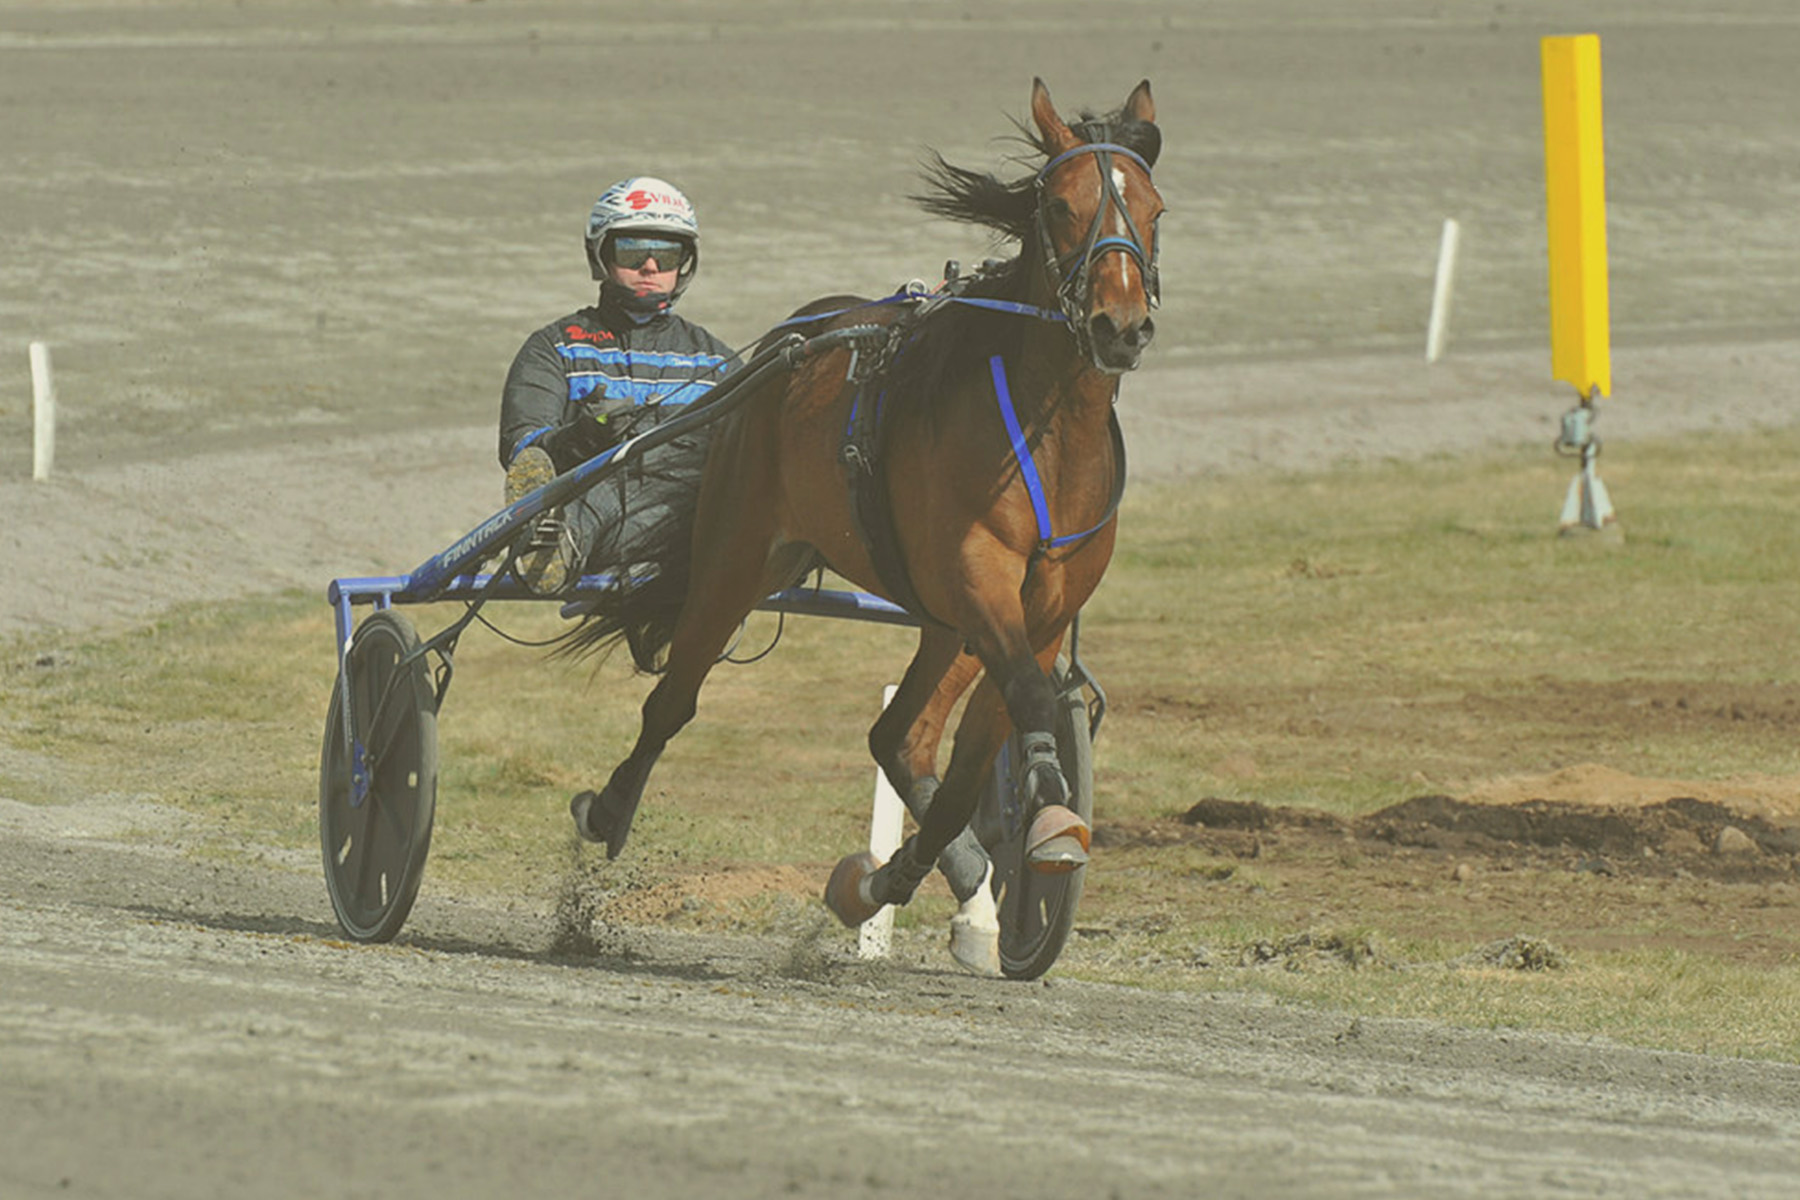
[1030,78,1163,374]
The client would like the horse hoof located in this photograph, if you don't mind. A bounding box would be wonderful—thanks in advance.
[1026,804,1090,874]
[571,787,639,860]
[949,868,1001,977]
[949,916,1001,977]
[570,791,605,845]
[824,851,884,928]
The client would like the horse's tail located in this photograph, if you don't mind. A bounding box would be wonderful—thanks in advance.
[552,568,690,676]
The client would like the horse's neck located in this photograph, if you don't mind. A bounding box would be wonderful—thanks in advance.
[988,258,1120,475]
[1011,258,1115,422]
[1012,319,1115,424]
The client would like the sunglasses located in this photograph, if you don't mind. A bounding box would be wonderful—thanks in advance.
[610,236,688,271]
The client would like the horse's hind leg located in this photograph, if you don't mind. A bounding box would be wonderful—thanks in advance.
[868,630,998,973]
[868,629,990,898]
[574,416,794,858]
[573,626,737,857]
[576,540,809,856]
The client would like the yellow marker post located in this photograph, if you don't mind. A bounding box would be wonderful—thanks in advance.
[1542,33,1611,398]
[1542,34,1620,539]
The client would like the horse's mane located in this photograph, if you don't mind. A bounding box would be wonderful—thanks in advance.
[912,106,1162,243]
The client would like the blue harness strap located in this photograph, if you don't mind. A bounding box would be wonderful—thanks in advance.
[990,355,1055,544]
[988,354,1127,554]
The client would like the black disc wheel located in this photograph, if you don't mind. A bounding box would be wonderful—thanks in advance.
[975,660,1095,980]
[319,609,438,942]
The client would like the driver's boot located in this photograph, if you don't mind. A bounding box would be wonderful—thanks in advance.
[503,445,578,594]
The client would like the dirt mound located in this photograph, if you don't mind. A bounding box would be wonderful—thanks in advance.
[1096,769,1800,884]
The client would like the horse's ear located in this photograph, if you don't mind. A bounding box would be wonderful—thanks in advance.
[1030,77,1078,154]
[1123,79,1155,126]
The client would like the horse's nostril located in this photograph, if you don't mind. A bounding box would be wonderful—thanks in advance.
[1137,317,1156,346]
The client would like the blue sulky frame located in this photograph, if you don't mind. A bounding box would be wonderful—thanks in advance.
[320,323,1100,978]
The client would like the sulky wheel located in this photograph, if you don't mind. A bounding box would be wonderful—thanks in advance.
[319,609,439,943]
[976,660,1095,980]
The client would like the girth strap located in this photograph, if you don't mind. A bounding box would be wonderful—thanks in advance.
[841,380,945,626]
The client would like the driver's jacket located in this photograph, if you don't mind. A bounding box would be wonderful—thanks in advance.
[498,301,736,468]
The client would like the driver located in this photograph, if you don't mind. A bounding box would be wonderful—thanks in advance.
[498,176,738,594]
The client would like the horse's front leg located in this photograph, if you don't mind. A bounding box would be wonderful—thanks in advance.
[896,633,1080,877]
[828,600,1083,923]
[999,635,1092,872]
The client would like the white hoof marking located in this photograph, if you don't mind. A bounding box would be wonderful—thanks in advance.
[949,862,1001,977]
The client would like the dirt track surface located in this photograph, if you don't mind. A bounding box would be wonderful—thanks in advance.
[6,813,1800,1200]
[5,2,1800,1196]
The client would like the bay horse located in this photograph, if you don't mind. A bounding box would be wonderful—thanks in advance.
[560,78,1162,973]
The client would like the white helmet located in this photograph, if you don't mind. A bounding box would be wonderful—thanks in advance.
[584,176,701,284]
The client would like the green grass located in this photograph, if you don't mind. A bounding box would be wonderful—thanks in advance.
[6,424,1800,1059]
[1090,431,1800,815]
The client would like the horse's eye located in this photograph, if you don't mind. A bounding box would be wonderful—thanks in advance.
[1046,196,1074,221]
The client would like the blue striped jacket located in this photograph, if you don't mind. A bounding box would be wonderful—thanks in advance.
[499,303,736,467]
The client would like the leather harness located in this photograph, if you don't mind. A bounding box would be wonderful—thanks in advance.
[836,294,1129,628]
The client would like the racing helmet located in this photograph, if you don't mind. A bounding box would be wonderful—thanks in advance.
[584,176,701,293]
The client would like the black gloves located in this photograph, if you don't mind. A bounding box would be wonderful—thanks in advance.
[536,410,620,474]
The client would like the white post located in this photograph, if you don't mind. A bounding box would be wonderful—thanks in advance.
[1426,217,1461,363]
[30,341,56,481]
[858,684,906,961]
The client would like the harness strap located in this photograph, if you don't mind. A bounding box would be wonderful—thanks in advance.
[842,379,943,627]
[1040,141,1152,176]
[771,289,1068,337]
[829,285,1077,628]
[991,355,1055,543]
[952,296,1068,322]
[988,354,1127,555]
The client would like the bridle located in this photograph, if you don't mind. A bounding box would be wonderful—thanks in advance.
[1033,140,1161,360]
